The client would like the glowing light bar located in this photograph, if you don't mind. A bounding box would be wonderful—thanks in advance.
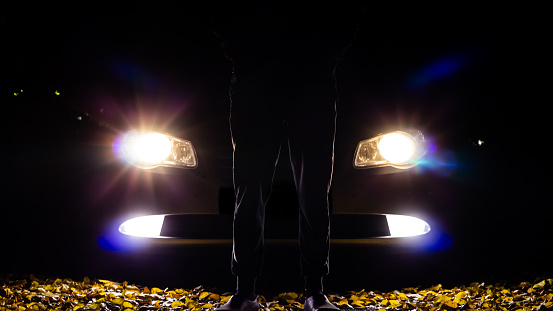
[386,214,431,237]
[118,213,430,240]
[119,215,165,238]
[353,129,426,169]
[118,131,198,169]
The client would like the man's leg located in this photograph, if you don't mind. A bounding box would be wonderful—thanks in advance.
[220,87,282,310]
[231,135,280,298]
[287,98,337,295]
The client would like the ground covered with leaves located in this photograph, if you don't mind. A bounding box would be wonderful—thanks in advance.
[1,275,552,311]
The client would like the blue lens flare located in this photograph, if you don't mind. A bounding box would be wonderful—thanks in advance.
[112,134,125,160]
[408,55,466,89]
[426,232,453,252]
[413,141,459,177]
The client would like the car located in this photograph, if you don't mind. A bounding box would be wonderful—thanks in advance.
[3,2,549,296]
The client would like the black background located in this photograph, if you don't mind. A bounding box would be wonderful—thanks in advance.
[2,1,550,295]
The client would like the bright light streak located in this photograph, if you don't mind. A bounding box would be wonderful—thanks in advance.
[119,215,165,238]
[386,214,431,237]
[378,132,416,164]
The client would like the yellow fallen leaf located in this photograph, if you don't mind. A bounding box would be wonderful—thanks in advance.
[435,295,448,304]
[111,297,124,305]
[151,287,163,294]
[199,291,210,300]
[202,303,214,308]
[270,304,284,311]
[279,292,298,301]
[175,288,188,296]
[168,290,181,299]
[533,280,546,289]
[292,302,304,309]
[209,293,220,301]
[351,300,365,309]
[337,298,349,306]
[221,296,231,303]
[122,301,135,309]
[454,291,467,303]
[349,294,360,301]
[172,300,185,308]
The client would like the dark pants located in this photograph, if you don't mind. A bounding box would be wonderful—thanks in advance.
[229,62,337,281]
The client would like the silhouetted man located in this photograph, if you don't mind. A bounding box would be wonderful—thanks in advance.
[212,3,362,310]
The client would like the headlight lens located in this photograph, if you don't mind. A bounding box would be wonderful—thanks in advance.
[119,131,198,169]
[119,215,165,238]
[353,129,426,169]
[386,214,431,237]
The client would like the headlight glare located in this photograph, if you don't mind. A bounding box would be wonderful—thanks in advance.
[119,131,198,169]
[378,132,416,164]
[354,129,426,169]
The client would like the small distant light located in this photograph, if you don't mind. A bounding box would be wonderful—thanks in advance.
[77,116,82,121]
[55,90,60,95]
[477,140,484,146]
[386,214,431,237]
[119,215,165,238]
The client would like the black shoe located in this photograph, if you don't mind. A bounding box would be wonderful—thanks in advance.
[304,294,339,311]
[216,295,259,311]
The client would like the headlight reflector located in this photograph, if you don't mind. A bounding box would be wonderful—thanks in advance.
[119,131,198,169]
[354,129,426,169]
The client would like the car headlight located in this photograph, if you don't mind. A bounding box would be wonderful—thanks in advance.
[353,129,426,169]
[118,131,198,169]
